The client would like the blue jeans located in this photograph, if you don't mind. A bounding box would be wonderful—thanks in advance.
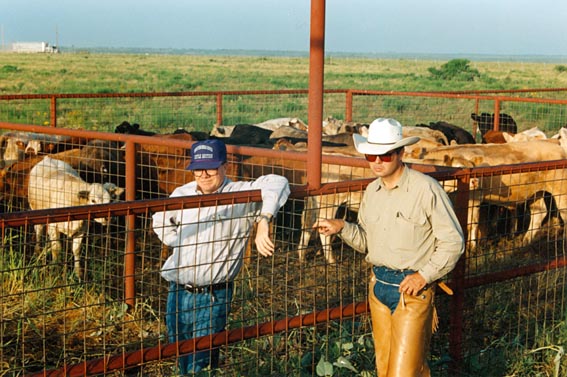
[166,281,233,375]
[372,266,416,313]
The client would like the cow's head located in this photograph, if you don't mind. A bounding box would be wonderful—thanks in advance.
[103,182,125,201]
[77,183,123,225]
[25,139,42,155]
[471,112,517,135]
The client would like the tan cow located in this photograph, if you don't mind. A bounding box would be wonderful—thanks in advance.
[268,139,372,263]
[404,138,444,157]
[410,134,567,247]
[408,139,567,164]
[300,163,373,263]
[403,126,449,145]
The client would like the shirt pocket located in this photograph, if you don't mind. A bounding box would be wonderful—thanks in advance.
[391,210,429,252]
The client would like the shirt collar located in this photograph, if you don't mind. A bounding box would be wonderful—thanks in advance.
[376,164,410,192]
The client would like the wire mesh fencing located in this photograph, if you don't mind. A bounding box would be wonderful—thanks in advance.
[1,91,567,376]
[2,89,567,137]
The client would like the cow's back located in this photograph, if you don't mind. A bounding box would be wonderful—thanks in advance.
[415,140,565,166]
[28,157,91,210]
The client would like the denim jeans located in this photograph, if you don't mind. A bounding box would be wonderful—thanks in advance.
[166,281,233,375]
[372,266,416,313]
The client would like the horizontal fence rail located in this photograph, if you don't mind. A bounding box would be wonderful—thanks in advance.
[1,88,567,137]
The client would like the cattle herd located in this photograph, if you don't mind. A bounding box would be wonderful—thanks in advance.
[1,112,566,277]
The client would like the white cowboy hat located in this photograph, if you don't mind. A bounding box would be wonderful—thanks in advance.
[353,118,419,155]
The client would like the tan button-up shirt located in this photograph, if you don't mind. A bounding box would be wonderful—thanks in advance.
[340,166,464,283]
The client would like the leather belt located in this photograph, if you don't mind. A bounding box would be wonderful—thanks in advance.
[178,281,230,294]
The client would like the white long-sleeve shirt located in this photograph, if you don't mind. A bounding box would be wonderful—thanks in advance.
[152,175,290,286]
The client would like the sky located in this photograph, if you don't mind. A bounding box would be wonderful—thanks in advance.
[1,0,566,56]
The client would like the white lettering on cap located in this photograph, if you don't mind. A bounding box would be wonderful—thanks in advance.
[193,145,215,160]
[195,153,213,160]
[194,145,213,153]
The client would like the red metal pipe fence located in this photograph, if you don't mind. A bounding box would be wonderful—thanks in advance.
[2,89,567,375]
[1,87,567,131]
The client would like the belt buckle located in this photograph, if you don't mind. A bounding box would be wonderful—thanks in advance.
[185,283,206,294]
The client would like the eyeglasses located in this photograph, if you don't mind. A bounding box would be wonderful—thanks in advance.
[193,169,220,177]
[365,150,397,163]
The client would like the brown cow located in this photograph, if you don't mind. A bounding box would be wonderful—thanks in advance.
[482,130,509,144]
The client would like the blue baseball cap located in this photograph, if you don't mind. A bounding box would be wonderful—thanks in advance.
[187,139,227,170]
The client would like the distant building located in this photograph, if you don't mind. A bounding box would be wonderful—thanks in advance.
[11,42,59,53]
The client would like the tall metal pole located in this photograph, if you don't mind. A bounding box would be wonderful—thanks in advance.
[306,0,325,190]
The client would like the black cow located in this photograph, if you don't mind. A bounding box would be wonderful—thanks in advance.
[115,121,156,136]
[211,124,274,147]
[417,121,476,144]
[471,112,518,137]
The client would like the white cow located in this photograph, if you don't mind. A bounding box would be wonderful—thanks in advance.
[256,117,307,131]
[503,127,548,143]
[28,157,124,278]
[210,117,308,138]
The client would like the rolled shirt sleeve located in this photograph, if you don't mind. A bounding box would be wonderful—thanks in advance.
[152,174,290,286]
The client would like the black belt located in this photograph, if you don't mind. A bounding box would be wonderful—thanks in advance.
[178,281,230,294]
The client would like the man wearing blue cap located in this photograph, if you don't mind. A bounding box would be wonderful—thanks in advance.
[152,139,290,374]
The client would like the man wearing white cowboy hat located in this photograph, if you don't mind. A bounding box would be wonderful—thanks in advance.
[315,118,464,376]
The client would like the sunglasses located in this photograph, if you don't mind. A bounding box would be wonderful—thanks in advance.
[365,150,398,163]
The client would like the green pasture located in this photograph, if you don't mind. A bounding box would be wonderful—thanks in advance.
[1,53,567,136]
[1,53,567,94]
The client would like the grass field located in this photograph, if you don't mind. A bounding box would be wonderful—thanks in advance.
[1,52,567,94]
[2,52,567,138]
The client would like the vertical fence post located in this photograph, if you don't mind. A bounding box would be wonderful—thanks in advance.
[307,0,326,191]
[124,140,137,307]
[216,93,223,126]
[345,90,353,123]
[472,98,480,142]
[449,171,471,374]
[50,96,57,127]
[493,99,501,131]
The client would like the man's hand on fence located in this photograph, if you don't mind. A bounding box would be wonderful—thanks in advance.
[255,219,275,257]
